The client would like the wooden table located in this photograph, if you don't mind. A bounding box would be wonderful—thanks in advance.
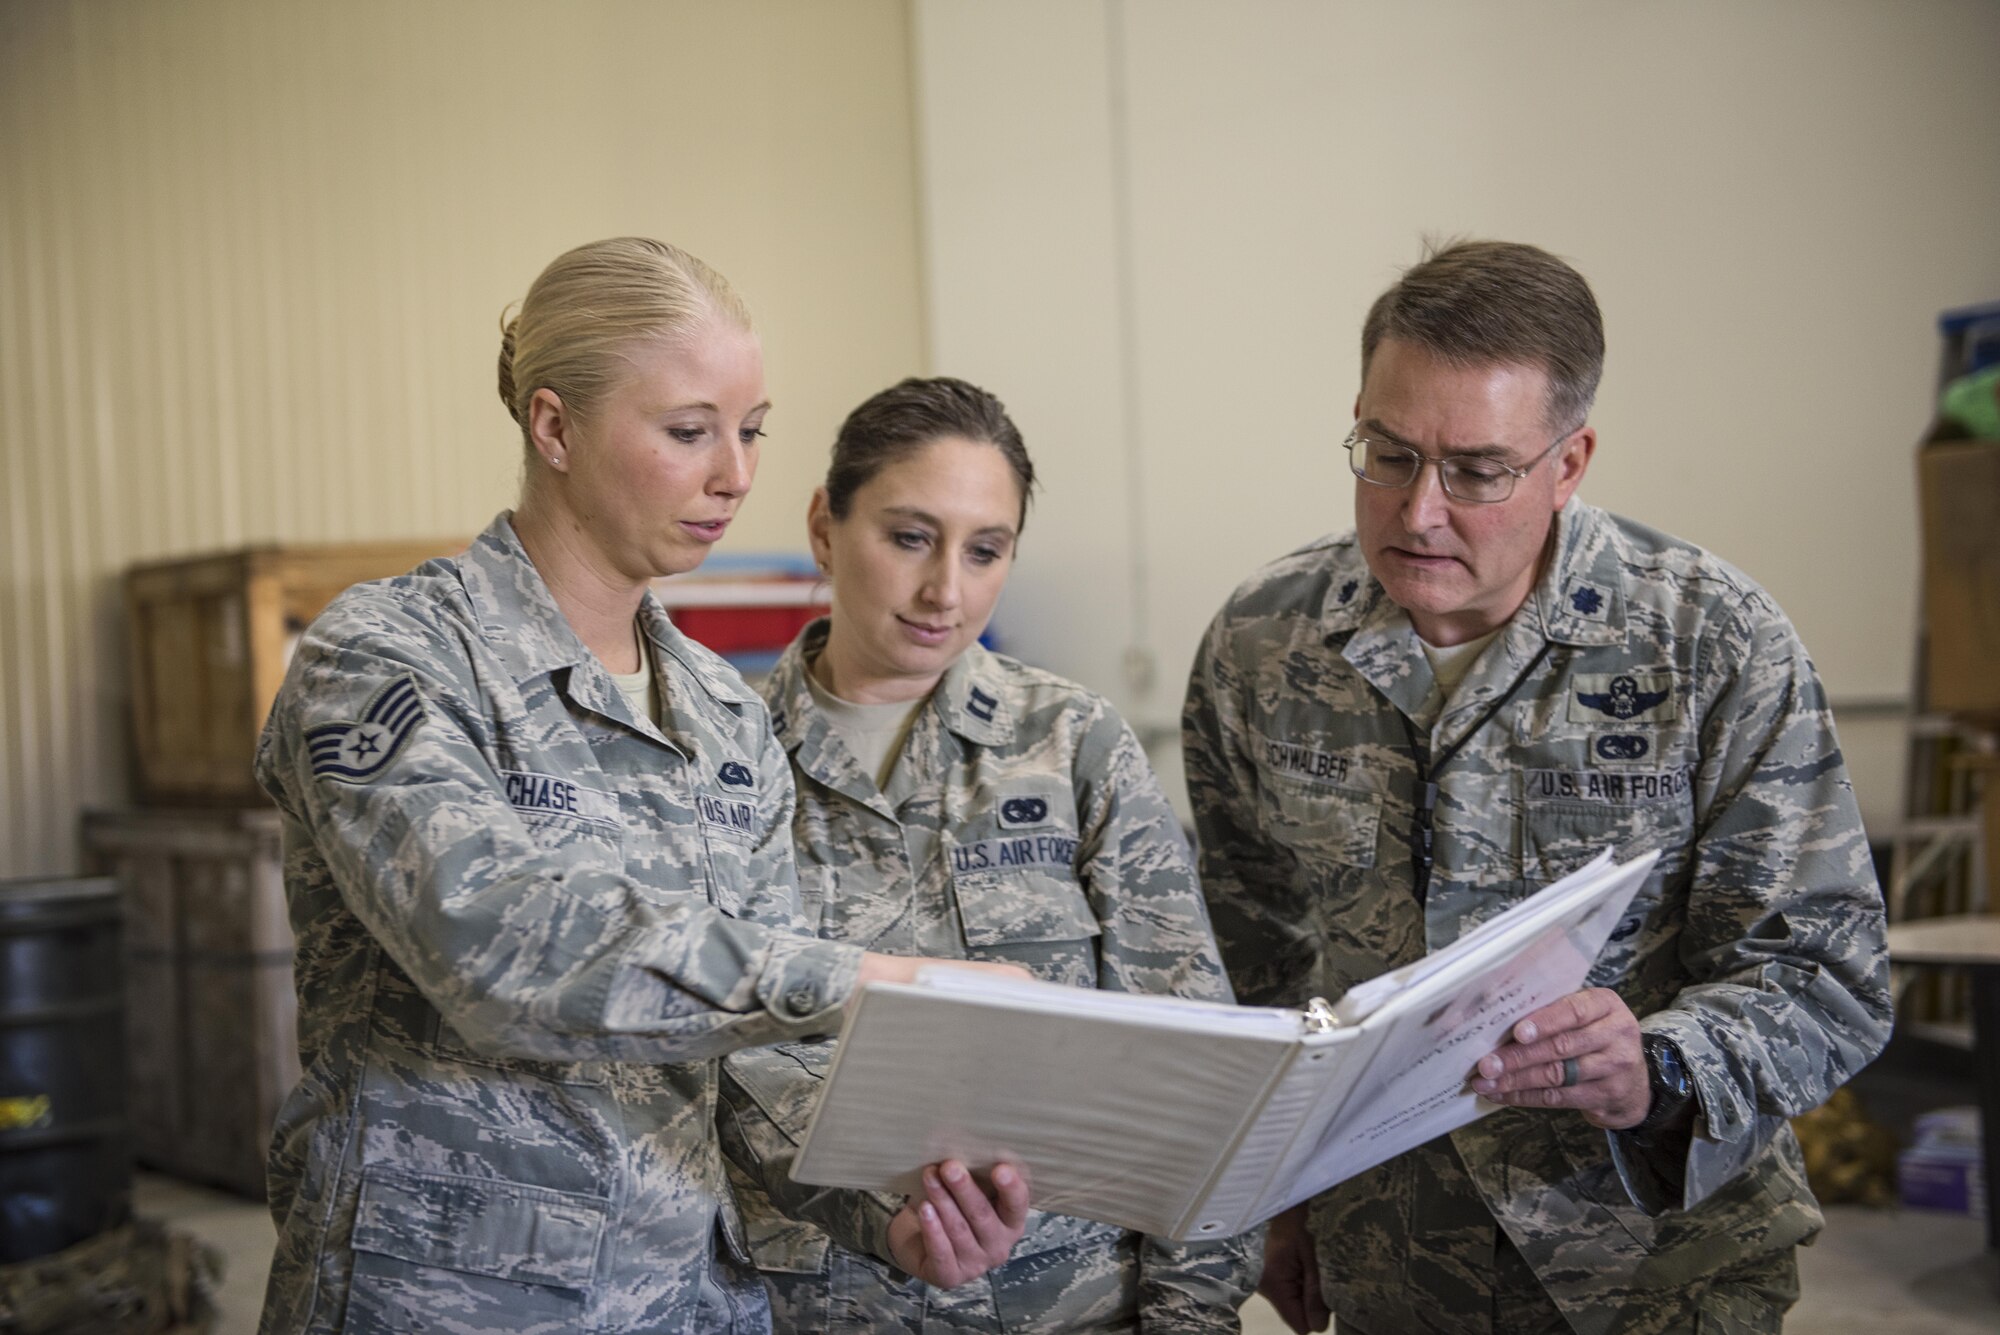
[1888,916,2000,1251]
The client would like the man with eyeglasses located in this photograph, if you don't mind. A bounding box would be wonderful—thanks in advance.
[1183,241,1888,1335]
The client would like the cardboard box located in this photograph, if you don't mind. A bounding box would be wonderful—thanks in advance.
[1919,441,2000,719]
[1898,1146,1986,1217]
[1897,1106,1988,1219]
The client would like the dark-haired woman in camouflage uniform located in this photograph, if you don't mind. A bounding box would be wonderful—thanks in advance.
[721,377,1257,1334]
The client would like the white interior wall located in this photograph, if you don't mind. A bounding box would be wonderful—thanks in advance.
[914,0,2000,834]
[0,0,927,879]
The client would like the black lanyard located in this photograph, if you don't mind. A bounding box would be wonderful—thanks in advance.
[1398,642,1552,904]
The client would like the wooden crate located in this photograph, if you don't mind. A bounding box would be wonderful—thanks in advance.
[125,540,464,804]
[82,808,296,1199]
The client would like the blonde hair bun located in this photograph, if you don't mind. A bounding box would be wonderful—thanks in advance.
[497,237,753,441]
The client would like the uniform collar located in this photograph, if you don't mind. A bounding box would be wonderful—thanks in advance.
[638,595,757,706]
[933,641,1013,746]
[766,620,912,820]
[1332,501,1626,725]
[459,513,596,681]
[1322,502,1629,649]
[767,620,1013,751]
[764,622,825,755]
[1530,500,1627,649]
[1315,540,1384,637]
[458,513,754,747]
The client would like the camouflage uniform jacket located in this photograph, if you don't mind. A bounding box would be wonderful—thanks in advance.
[253,515,880,1335]
[1183,500,1891,1335]
[719,621,1257,1333]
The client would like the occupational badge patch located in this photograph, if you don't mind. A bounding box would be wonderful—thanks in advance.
[308,675,425,782]
[717,762,754,788]
[998,796,1052,828]
[1594,733,1651,762]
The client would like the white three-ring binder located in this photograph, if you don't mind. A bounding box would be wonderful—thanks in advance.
[791,849,1656,1241]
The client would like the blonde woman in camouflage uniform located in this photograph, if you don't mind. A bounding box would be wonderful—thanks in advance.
[253,241,1030,1335]
[719,377,1258,1333]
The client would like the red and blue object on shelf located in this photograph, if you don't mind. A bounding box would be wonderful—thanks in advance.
[652,553,830,676]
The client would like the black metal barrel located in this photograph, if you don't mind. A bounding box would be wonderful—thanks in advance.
[0,876,131,1263]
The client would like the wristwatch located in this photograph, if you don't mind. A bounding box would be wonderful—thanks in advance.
[1633,1033,1695,1138]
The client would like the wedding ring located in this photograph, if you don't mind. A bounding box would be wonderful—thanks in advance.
[1561,1056,1581,1088]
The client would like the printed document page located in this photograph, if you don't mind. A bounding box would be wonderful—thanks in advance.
[1296,850,1655,1186]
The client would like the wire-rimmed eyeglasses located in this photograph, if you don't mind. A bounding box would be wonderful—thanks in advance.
[1342,427,1569,504]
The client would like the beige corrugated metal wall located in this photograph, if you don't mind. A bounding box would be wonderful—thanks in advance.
[0,0,928,878]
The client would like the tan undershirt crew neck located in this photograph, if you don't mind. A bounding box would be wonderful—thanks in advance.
[805,666,927,792]
[609,620,660,727]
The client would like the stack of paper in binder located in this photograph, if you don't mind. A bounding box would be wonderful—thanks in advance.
[652,554,829,677]
[793,850,1658,1241]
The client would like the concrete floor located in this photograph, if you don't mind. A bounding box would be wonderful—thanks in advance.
[137,1172,1995,1334]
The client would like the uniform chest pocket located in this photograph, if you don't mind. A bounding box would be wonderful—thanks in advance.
[1519,767,1694,884]
[521,813,624,869]
[952,868,1102,948]
[1256,777,1382,870]
[503,769,624,865]
[694,787,763,919]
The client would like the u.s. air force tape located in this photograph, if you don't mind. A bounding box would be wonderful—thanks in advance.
[307,674,425,782]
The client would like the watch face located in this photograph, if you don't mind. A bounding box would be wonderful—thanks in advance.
[1651,1038,1689,1095]
[1640,1035,1694,1134]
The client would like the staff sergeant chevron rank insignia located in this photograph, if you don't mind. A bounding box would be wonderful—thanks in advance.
[307,675,425,782]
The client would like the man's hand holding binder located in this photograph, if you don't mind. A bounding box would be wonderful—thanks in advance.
[1257,981,1658,1334]
[1260,1204,1331,1333]
[1470,986,1652,1129]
